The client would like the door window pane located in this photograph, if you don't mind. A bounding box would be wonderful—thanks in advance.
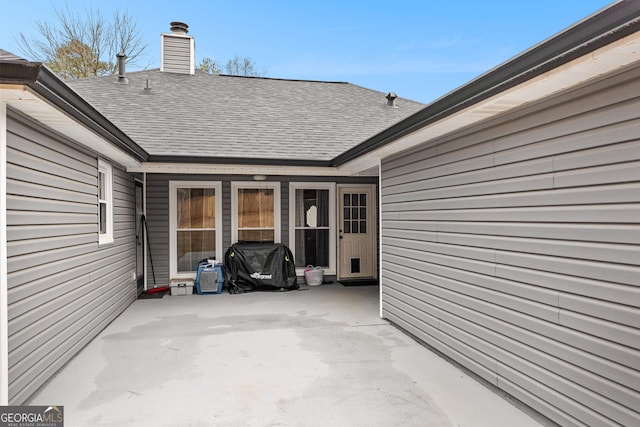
[295,229,329,267]
[343,192,367,235]
[295,189,329,227]
[294,188,330,267]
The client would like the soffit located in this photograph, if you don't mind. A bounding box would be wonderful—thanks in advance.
[1,85,141,167]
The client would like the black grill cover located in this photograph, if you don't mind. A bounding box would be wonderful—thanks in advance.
[224,243,298,293]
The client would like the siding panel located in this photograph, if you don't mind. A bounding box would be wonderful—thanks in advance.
[6,112,137,404]
[381,65,640,426]
[162,36,191,74]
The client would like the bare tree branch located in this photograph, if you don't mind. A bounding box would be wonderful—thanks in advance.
[224,55,266,77]
[15,4,148,79]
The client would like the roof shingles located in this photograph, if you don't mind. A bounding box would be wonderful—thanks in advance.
[67,70,424,161]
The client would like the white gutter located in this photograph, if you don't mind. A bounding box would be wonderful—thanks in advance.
[1,100,9,405]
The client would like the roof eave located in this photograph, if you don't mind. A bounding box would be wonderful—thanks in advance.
[147,155,333,168]
[30,67,149,161]
[1,59,149,163]
[0,60,41,83]
[332,1,640,167]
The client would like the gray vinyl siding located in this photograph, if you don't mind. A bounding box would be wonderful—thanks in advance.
[146,174,377,286]
[162,35,192,74]
[380,64,640,426]
[145,174,170,287]
[6,111,138,404]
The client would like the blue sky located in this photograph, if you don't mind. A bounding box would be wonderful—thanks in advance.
[2,0,614,103]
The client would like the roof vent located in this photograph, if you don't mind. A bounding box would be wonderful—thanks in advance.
[386,92,397,107]
[170,21,189,34]
[116,52,128,84]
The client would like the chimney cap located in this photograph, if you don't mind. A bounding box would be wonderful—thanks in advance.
[170,21,189,34]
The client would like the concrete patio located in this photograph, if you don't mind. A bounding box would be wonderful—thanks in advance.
[27,283,553,426]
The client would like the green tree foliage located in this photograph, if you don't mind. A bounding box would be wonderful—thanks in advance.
[198,56,221,75]
[47,39,109,79]
[17,5,148,79]
[198,55,265,77]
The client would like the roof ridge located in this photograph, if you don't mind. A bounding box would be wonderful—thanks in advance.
[212,72,350,85]
[72,68,352,85]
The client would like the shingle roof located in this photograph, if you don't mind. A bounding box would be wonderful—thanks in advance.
[67,69,424,162]
[0,49,30,62]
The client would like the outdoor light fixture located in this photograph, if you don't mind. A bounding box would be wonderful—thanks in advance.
[253,174,266,181]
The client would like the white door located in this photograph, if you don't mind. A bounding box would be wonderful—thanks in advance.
[338,184,376,280]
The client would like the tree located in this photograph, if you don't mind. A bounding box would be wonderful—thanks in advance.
[198,56,221,75]
[48,39,110,80]
[16,5,147,79]
[199,55,266,77]
[224,55,265,77]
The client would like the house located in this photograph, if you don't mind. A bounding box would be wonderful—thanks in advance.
[65,23,425,291]
[1,1,639,425]
[0,29,424,405]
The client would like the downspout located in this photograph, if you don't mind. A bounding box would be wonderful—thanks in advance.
[0,101,9,404]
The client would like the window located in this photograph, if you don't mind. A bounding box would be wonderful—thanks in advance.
[231,181,280,244]
[289,183,335,274]
[97,160,113,245]
[343,192,367,234]
[169,181,222,278]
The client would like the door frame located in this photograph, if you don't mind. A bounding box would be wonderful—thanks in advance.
[134,179,145,295]
[337,183,377,281]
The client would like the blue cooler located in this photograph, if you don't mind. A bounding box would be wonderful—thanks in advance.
[195,263,224,294]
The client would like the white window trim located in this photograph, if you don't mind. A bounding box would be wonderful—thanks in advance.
[231,181,281,245]
[97,160,114,245]
[289,182,336,276]
[169,181,223,279]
